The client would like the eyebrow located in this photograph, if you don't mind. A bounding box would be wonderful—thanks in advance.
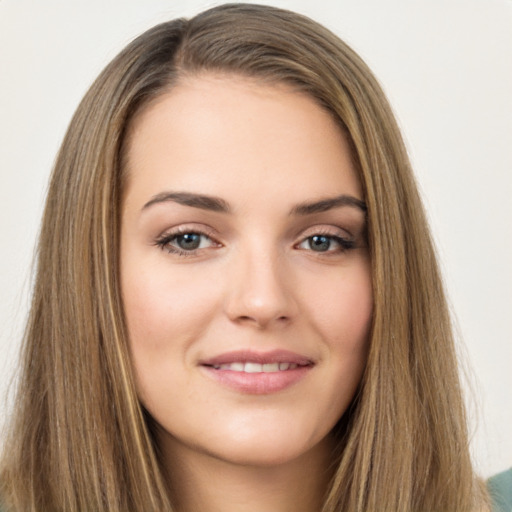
[142,191,231,213]
[141,191,366,215]
[290,195,367,215]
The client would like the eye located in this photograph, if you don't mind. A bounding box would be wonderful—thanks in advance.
[297,233,354,253]
[155,230,218,256]
[174,233,206,251]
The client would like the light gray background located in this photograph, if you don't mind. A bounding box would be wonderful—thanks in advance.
[1,0,511,477]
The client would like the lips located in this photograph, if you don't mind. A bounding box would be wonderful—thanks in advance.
[199,350,314,394]
[200,349,313,367]
[209,361,301,372]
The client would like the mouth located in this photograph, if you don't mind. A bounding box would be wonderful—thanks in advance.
[207,361,305,372]
[199,350,314,394]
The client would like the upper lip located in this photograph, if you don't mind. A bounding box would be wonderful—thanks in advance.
[199,349,314,367]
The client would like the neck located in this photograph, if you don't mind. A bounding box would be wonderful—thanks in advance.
[160,435,334,512]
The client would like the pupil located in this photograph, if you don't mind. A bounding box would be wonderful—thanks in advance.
[309,235,330,251]
[177,233,201,250]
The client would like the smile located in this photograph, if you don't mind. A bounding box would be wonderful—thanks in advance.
[200,350,314,394]
[210,362,302,372]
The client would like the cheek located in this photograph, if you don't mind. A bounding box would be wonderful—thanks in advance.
[121,266,222,418]
[122,262,219,347]
[317,265,373,412]
[306,261,373,350]
[121,265,210,403]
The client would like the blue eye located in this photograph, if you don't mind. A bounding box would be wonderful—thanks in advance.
[155,231,216,255]
[308,235,332,252]
[175,233,202,250]
[298,234,354,253]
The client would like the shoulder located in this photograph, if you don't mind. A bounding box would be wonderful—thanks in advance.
[488,468,512,512]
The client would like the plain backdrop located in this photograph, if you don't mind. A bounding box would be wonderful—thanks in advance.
[1,0,511,478]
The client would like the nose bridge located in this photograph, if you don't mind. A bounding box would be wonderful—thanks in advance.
[224,238,295,327]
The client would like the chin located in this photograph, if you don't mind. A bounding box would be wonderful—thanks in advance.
[209,444,306,467]
[191,422,333,468]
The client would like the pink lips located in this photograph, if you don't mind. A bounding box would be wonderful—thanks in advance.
[199,350,314,395]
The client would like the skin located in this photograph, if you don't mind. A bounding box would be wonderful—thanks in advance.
[121,75,373,512]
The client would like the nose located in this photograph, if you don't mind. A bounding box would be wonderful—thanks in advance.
[223,248,297,329]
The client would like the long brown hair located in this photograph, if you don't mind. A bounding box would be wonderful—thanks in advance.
[1,4,489,511]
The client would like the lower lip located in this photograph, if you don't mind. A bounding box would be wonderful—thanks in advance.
[201,365,312,394]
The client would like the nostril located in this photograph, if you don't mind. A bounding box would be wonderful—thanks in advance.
[233,313,290,328]
[224,276,297,327]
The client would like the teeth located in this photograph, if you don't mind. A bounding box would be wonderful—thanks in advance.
[244,362,261,373]
[212,362,302,372]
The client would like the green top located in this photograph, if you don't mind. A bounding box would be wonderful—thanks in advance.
[489,468,512,512]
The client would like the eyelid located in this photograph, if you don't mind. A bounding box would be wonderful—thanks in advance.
[297,224,354,240]
[156,223,219,239]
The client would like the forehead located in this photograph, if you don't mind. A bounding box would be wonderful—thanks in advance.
[123,74,362,207]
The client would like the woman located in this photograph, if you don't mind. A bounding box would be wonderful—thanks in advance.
[0,3,506,511]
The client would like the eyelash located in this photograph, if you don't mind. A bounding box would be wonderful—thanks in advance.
[296,230,355,254]
[154,227,219,257]
[154,227,356,257]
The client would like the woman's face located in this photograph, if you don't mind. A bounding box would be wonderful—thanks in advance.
[121,75,373,467]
